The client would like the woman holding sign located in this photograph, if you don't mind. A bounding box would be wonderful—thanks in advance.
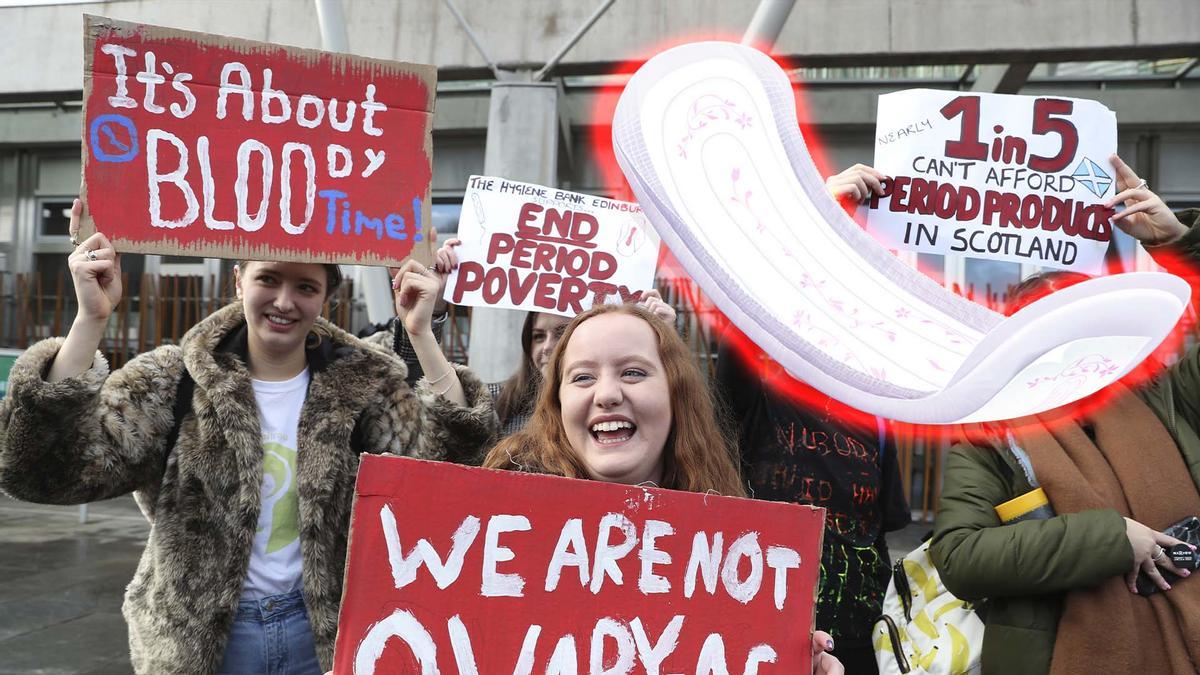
[482,302,844,673]
[391,236,678,438]
[0,201,496,675]
[932,157,1200,675]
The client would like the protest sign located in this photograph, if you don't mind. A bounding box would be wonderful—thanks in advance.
[866,89,1118,274]
[81,15,435,266]
[445,176,660,317]
[333,455,824,674]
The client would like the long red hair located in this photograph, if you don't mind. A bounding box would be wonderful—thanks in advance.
[485,303,746,497]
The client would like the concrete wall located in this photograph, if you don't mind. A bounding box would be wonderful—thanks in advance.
[2,0,1197,95]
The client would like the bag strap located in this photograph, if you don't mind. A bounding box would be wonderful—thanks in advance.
[872,614,912,674]
[164,369,194,466]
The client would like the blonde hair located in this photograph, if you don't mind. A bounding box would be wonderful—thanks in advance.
[485,303,745,497]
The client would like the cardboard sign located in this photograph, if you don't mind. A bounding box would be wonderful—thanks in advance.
[81,15,435,266]
[866,89,1118,274]
[334,455,824,674]
[445,176,660,317]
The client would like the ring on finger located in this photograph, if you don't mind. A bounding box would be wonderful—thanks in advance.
[70,234,80,247]
[1153,545,1166,562]
[85,249,98,262]
[1135,178,1149,191]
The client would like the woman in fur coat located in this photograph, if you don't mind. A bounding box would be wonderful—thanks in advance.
[0,200,497,674]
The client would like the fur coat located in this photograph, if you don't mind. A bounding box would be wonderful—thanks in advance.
[0,303,497,673]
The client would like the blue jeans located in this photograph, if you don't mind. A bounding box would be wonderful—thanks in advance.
[218,590,322,675]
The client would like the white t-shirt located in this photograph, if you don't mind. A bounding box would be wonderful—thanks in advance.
[242,368,310,599]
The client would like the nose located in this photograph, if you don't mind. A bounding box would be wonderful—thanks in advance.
[273,286,296,313]
[594,373,623,408]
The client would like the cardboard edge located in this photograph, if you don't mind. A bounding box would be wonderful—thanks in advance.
[85,14,436,113]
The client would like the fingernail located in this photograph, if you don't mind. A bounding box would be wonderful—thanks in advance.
[1183,570,1191,577]
[826,639,834,651]
[1166,584,1172,590]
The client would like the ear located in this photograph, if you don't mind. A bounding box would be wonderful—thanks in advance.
[233,263,244,299]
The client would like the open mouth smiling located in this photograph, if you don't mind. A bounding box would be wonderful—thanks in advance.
[590,418,636,445]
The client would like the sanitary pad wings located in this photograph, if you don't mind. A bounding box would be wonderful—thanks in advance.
[611,41,1189,424]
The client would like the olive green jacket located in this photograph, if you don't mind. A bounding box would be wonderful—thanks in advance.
[930,211,1200,674]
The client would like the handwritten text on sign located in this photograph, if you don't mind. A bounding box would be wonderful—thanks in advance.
[333,456,825,674]
[81,15,435,266]
[866,89,1118,274]
[446,176,661,317]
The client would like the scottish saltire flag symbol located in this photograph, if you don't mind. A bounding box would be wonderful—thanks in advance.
[1072,157,1113,198]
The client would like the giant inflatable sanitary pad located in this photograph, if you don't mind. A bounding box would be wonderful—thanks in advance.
[612,41,1190,424]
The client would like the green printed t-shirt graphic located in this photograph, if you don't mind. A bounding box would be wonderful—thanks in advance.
[261,442,299,554]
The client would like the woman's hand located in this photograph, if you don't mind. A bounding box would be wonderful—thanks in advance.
[430,234,462,316]
[812,630,844,675]
[1106,154,1186,246]
[1124,516,1195,593]
[391,260,441,337]
[67,199,123,322]
[638,288,676,325]
[826,164,888,202]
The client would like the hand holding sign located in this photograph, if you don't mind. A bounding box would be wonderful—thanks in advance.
[67,199,124,323]
[446,176,660,317]
[1107,154,1187,246]
[391,260,441,337]
[866,88,1119,274]
[826,164,888,203]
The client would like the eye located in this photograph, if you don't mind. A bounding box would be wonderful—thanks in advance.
[532,331,546,343]
[299,283,320,294]
[256,273,278,285]
[622,368,647,379]
[569,372,595,384]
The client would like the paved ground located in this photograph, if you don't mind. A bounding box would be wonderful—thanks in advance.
[0,493,930,674]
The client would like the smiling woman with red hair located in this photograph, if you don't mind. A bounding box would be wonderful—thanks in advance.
[484,302,844,674]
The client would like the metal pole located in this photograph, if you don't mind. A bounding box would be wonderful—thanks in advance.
[741,0,797,53]
[315,0,395,325]
[315,0,350,53]
[467,77,559,381]
[533,0,616,82]
[442,0,503,81]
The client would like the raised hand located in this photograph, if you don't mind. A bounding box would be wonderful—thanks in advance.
[825,163,888,203]
[638,288,677,325]
[1107,154,1186,246]
[391,260,441,337]
[430,234,462,315]
[67,199,123,321]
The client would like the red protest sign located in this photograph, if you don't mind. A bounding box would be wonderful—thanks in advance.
[81,15,435,266]
[334,455,824,674]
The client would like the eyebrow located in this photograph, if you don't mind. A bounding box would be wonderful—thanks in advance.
[563,355,657,372]
[257,266,322,287]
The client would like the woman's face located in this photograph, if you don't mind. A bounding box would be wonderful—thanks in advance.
[558,312,672,486]
[235,261,327,358]
[531,313,571,377]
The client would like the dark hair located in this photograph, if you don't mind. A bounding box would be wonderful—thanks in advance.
[1005,271,1090,316]
[494,312,542,426]
[237,260,343,298]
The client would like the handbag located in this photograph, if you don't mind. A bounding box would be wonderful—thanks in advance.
[873,540,984,674]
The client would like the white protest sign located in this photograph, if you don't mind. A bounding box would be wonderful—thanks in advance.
[446,176,660,317]
[866,89,1118,274]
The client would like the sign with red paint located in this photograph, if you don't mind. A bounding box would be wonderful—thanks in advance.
[445,176,661,317]
[865,89,1118,274]
[81,15,435,266]
[333,455,824,674]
